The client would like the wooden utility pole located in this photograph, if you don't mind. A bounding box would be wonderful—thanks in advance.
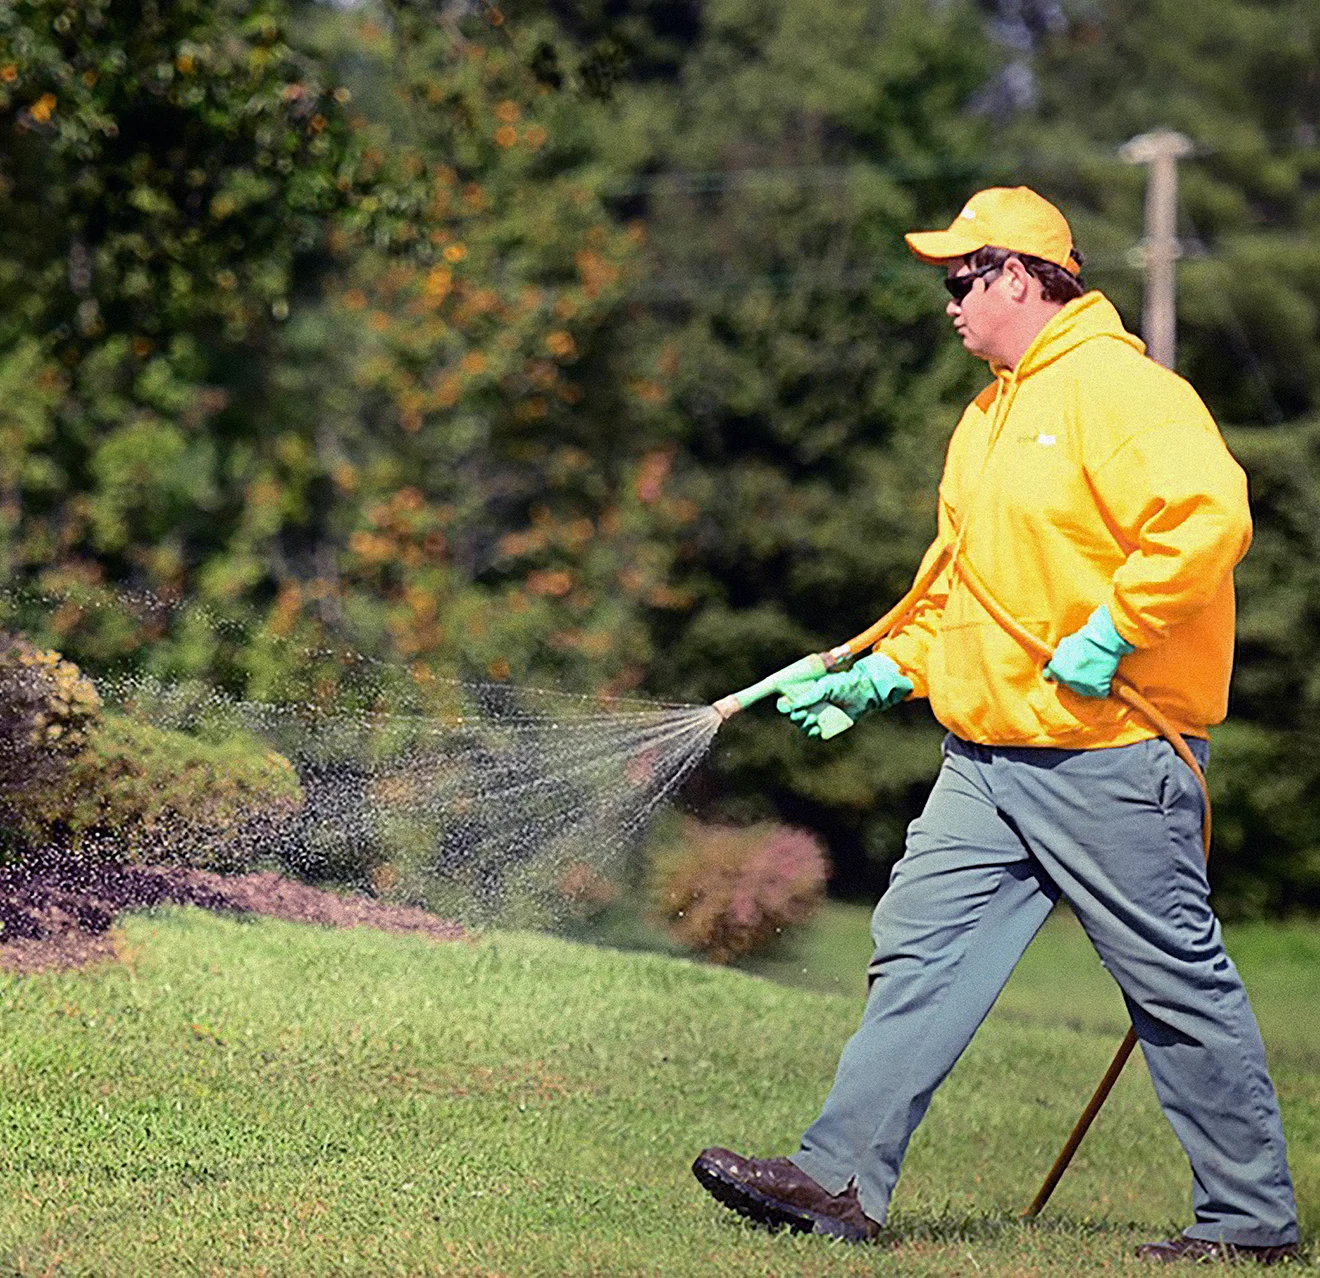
[1120,129,1195,369]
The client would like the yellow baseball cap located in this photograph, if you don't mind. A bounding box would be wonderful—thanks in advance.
[905,187,1081,274]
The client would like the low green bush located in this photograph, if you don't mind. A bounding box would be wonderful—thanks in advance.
[0,635,302,872]
[16,712,304,872]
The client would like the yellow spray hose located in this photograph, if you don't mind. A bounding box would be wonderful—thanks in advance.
[829,540,1212,1220]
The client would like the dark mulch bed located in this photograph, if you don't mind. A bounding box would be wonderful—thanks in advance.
[0,853,466,974]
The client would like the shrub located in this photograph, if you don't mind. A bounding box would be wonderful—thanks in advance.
[0,635,303,872]
[651,819,828,963]
[16,713,305,872]
[0,634,102,789]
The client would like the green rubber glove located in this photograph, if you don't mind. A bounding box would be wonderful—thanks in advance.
[776,652,913,738]
[1043,605,1135,699]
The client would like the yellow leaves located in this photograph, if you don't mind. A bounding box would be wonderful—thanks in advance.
[432,373,461,409]
[309,115,327,135]
[367,311,392,333]
[331,463,358,493]
[494,125,518,148]
[564,517,594,550]
[210,193,237,219]
[498,528,545,558]
[348,530,392,564]
[634,450,672,503]
[29,93,56,123]
[333,86,352,104]
[175,53,195,75]
[0,65,18,84]
[524,125,548,149]
[487,658,511,680]
[545,330,577,360]
[495,99,521,124]
[442,242,467,263]
[629,379,667,406]
[342,288,368,311]
[646,584,692,609]
[270,582,301,637]
[461,350,488,376]
[248,477,280,509]
[575,249,620,300]
[578,630,613,658]
[528,569,573,598]
[422,265,452,305]
[404,583,436,619]
[398,388,424,433]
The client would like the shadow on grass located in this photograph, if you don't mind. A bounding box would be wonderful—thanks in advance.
[880,1207,1149,1247]
[880,1211,1314,1268]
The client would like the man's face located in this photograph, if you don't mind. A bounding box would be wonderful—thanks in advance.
[945,259,1010,363]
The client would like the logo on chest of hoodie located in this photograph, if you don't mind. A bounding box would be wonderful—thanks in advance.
[1014,430,1060,447]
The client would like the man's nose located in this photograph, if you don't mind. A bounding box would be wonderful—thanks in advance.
[946,298,960,318]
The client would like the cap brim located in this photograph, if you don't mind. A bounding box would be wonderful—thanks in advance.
[904,229,988,264]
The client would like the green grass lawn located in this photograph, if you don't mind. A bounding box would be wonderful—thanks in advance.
[0,905,1314,1275]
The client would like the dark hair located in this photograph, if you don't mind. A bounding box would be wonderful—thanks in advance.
[967,245,1087,304]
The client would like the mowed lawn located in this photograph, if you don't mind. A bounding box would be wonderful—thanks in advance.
[0,905,1314,1276]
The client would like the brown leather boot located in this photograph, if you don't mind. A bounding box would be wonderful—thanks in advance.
[1135,1236,1301,1264]
[691,1147,880,1243]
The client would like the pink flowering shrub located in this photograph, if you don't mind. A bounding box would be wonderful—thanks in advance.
[651,819,828,963]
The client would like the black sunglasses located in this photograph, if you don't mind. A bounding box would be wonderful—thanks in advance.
[944,263,1002,302]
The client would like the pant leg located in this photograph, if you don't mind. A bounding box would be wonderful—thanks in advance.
[792,741,1057,1223]
[995,738,1298,1248]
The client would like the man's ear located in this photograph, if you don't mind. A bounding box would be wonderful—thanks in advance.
[1003,256,1033,302]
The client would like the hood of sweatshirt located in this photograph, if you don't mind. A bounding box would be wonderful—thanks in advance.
[996,291,1146,383]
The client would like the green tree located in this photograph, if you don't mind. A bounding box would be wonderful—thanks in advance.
[553,0,1001,892]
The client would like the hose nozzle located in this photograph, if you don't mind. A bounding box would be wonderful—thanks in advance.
[710,651,855,739]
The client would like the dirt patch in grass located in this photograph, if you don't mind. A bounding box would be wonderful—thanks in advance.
[0,853,465,973]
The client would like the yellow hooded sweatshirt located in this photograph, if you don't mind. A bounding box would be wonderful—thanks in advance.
[879,291,1251,749]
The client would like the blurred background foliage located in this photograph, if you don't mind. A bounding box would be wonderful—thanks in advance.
[0,0,1317,915]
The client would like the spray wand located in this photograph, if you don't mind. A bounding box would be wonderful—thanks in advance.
[711,646,858,739]
[708,565,938,738]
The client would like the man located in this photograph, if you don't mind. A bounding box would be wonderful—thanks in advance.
[692,187,1300,1264]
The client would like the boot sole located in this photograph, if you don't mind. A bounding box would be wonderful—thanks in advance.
[691,1154,872,1243]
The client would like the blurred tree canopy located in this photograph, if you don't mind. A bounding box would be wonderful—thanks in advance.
[0,0,1317,913]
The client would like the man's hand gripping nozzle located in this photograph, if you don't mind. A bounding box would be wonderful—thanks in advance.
[711,648,859,740]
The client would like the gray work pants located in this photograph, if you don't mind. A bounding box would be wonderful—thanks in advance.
[792,734,1298,1247]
